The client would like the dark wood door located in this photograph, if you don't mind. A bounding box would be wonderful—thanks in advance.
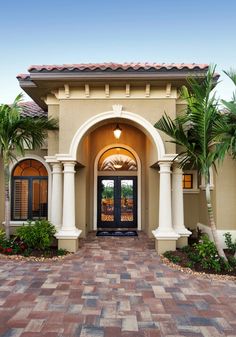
[97,176,137,228]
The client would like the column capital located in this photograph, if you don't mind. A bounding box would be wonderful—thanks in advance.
[63,161,77,173]
[158,161,172,173]
[51,163,63,174]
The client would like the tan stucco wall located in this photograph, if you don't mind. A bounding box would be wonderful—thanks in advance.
[215,156,236,230]
[145,137,159,237]
[183,193,199,230]
[48,104,59,156]
[58,99,176,156]
[75,167,87,237]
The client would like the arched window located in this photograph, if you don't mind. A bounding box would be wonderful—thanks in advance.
[12,159,48,220]
[98,147,137,171]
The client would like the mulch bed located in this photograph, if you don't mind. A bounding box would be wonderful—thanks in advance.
[0,247,72,262]
[161,249,236,281]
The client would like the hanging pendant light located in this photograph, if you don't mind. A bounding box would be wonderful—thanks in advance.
[113,124,122,139]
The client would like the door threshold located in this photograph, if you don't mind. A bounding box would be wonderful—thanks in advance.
[97,227,138,231]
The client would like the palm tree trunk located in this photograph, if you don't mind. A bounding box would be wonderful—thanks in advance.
[205,182,227,261]
[4,165,10,239]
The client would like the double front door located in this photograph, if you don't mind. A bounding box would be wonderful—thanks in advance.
[98,176,137,228]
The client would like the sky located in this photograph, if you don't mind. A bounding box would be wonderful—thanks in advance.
[0,0,235,103]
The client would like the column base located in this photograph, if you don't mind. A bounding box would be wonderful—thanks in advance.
[155,239,177,255]
[56,229,82,253]
[175,228,192,249]
[176,236,188,249]
[152,230,179,255]
[58,238,79,252]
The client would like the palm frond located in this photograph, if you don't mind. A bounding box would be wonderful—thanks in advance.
[0,95,58,163]
[154,65,228,173]
[223,69,236,86]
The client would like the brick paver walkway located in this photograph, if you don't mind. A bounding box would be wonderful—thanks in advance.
[0,232,235,337]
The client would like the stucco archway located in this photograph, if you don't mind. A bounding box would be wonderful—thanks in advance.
[68,109,166,161]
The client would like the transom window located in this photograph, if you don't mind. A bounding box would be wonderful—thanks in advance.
[182,173,193,189]
[12,159,48,220]
[98,147,137,171]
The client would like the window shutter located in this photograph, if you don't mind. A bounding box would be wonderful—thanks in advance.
[13,180,29,219]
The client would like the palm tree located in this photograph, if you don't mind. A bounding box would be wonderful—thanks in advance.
[0,94,58,238]
[155,65,228,261]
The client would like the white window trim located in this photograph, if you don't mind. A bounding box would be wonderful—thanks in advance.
[8,155,52,223]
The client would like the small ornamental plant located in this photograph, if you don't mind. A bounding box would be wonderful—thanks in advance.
[16,220,56,251]
[223,232,236,254]
[0,230,26,255]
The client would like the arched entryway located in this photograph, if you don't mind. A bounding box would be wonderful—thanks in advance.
[47,107,191,253]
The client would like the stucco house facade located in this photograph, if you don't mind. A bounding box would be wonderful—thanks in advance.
[1,63,236,253]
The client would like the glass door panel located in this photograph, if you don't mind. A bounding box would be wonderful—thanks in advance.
[120,180,134,222]
[100,179,114,222]
[98,176,137,228]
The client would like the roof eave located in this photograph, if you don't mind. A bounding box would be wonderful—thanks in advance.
[29,70,208,81]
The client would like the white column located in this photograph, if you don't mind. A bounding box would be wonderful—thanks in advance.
[172,164,191,237]
[51,163,63,230]
[56,161,81,237]
[153,161,179,239]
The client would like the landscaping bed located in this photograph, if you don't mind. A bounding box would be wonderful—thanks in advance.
[0,220,70,261]
[163,233,236,278]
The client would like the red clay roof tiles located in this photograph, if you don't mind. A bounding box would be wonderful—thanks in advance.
[27,62,209,72]
[19,101,46,117]
[16,63,209,79]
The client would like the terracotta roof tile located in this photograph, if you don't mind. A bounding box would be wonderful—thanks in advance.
[27,62,209,73]
[16,74,30,80]
[19,101,47,117]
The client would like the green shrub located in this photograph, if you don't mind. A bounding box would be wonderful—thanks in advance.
[185,261,195,268]
[181,245,191,253]
[23,248,32,257]
[223,232,236,254]
[227,255,236,267]
[0,228,6,243]
[16,220,56,251]
[57,248,68,256]
[187,251,202,263]
[163,251,181,264]
[193,235,222,272]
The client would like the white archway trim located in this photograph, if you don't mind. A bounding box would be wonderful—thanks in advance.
[67,110,166,161]
[94,144,142,231]
[9,154,52,222]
